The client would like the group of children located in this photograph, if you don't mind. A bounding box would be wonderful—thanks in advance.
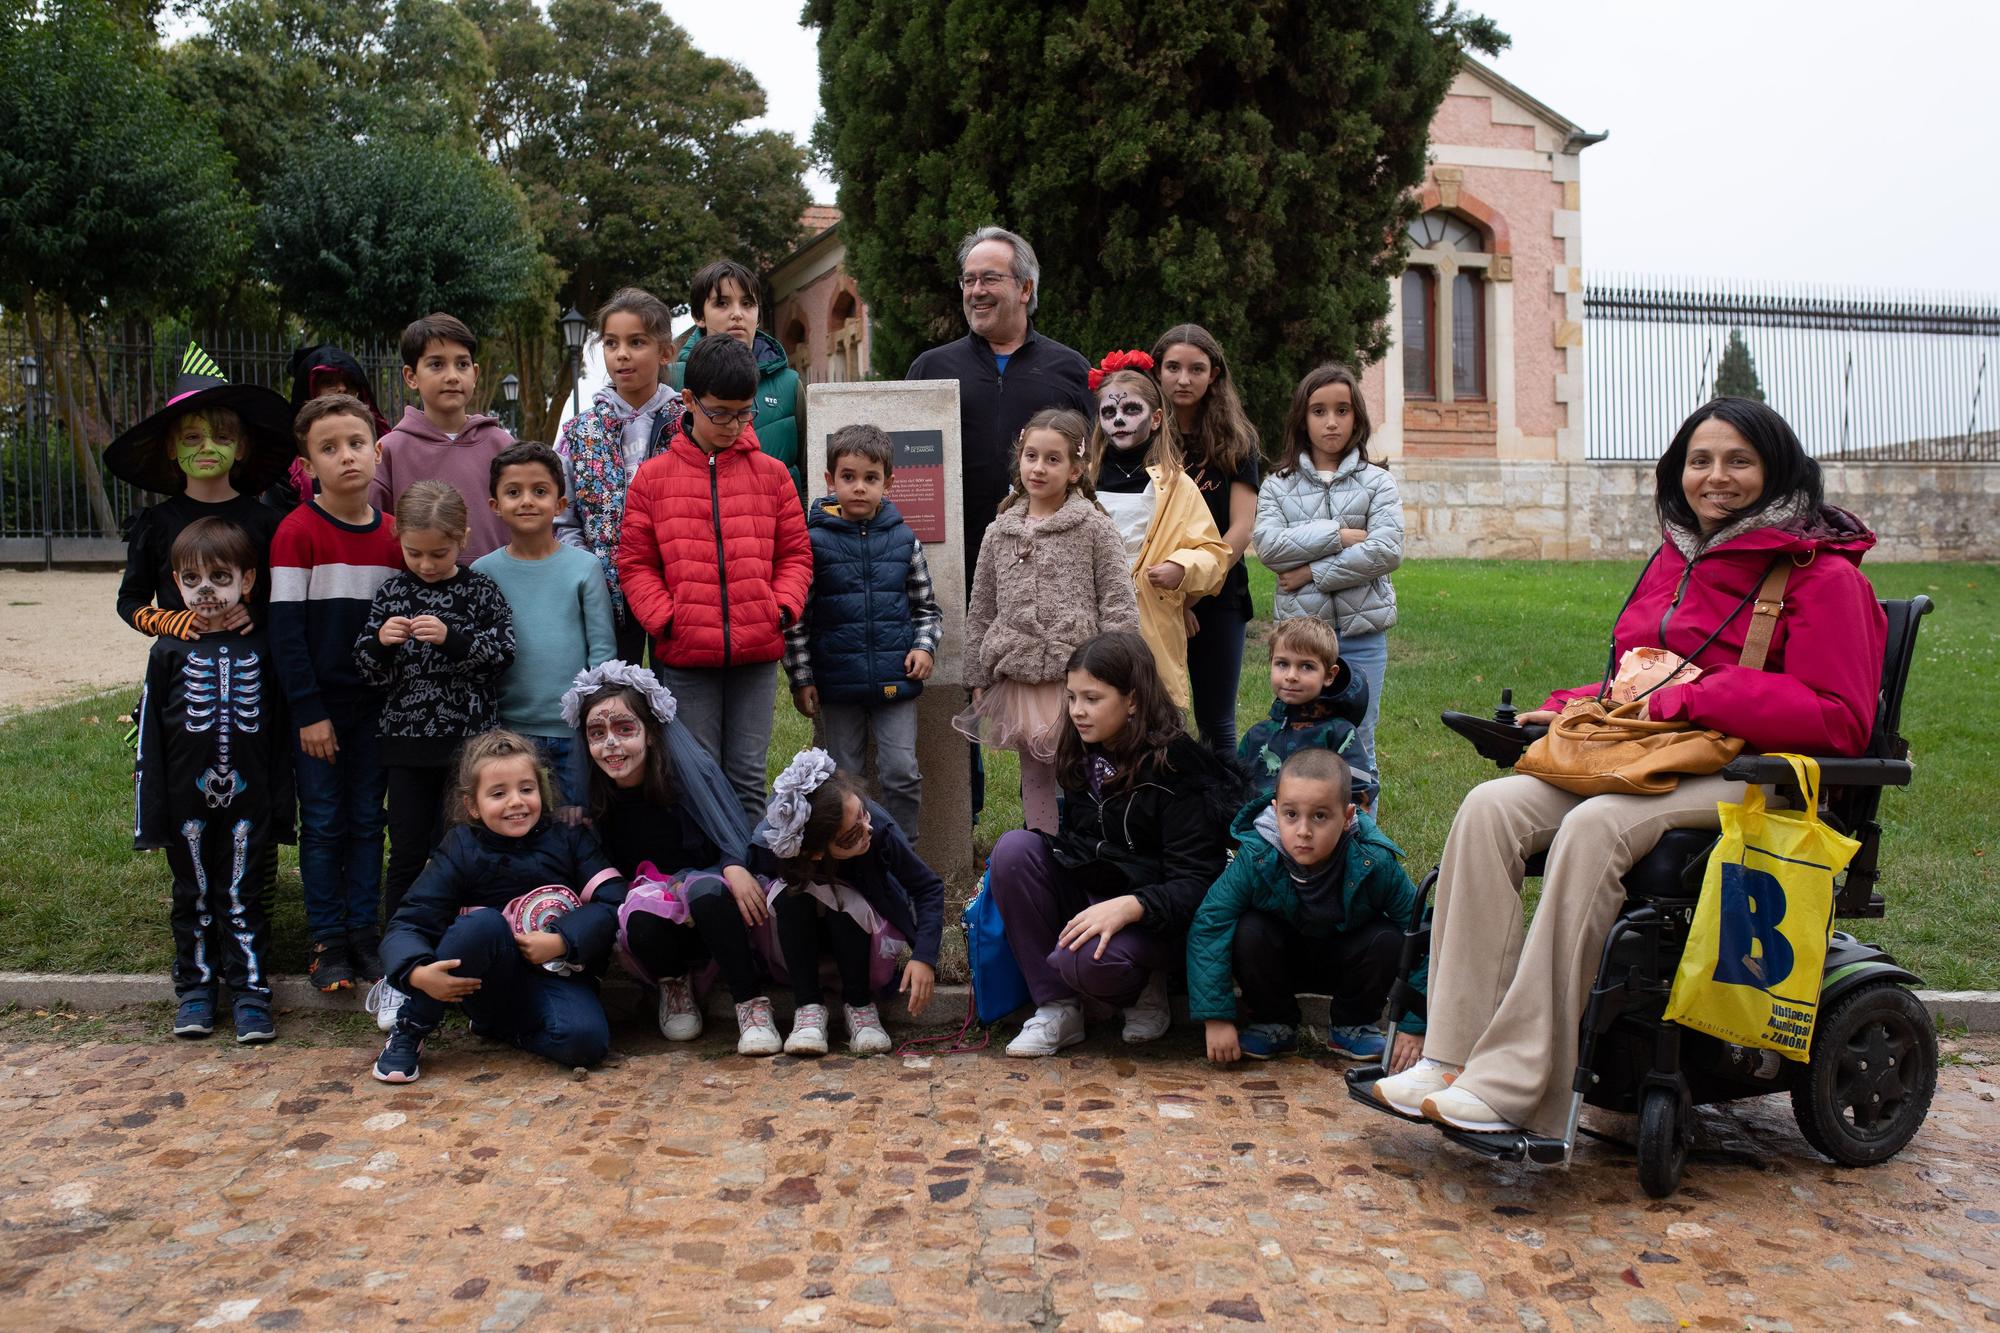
[113,289,1418,1084]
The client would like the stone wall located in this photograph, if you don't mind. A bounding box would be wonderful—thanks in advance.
[1397,459,2000,562]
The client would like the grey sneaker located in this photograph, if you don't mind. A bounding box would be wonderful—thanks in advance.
[735,997,781,1057]
[785,1003,830,1056]
[657,975,703,1041]
[844,1002,891,1055]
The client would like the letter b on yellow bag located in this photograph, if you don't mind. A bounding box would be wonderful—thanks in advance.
[1665,755,1861,1059]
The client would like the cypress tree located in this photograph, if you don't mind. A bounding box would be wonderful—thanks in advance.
[1712,328,1766,402]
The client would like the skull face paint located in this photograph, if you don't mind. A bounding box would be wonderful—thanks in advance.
[177,561,248,620]
[1096,387,1155,453]
[172,415,242,481]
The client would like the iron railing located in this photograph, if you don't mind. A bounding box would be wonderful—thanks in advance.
[1584,276,2000,462]
[0,327,408,561]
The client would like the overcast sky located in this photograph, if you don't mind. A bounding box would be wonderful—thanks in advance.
[667,0,2000,293]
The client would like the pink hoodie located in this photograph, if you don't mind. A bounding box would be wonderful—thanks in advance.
[370,406,516,561]
[1543,510,1886,756]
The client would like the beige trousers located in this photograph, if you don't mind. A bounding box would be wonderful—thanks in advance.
[1424,772,1748,1138]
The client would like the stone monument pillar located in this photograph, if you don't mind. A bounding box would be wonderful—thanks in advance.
[803,381,976,891]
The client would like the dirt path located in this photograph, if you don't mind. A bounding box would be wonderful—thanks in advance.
[0,570,148,717]
[3,1026,1997,1328]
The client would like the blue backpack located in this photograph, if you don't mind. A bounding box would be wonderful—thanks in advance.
[964,864,1031,1025]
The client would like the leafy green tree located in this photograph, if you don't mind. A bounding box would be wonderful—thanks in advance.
[1712,328,1765,402]
[809,0,1503,437]
[0,0,251,529]
[256,134,545,341]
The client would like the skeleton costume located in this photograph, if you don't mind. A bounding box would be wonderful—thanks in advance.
[135,609,290,1005]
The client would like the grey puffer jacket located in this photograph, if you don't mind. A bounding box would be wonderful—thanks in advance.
[1252,449,1403,637]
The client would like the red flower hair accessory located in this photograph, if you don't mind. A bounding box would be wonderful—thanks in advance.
[1088,349,1156,392]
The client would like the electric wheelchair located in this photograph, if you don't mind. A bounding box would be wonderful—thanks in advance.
[1347,595,1937,1198]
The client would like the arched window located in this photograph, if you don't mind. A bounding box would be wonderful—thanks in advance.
[828,290,862,383]
[1402,210,1489,402]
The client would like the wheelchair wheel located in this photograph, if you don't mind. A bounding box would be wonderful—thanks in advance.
[1790,981,1937,1166]
[1637,1085,1689,1199]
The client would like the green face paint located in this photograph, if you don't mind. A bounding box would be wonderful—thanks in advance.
[172,416,240,480]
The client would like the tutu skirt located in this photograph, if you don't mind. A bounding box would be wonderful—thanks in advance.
[615,863,727,990]
[951,677,1066,763]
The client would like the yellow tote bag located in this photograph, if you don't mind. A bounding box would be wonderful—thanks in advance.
[1665,755,1862,1060]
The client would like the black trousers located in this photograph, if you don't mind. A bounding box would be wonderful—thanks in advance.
[167,815,272,1002]
[686,884,766,1002]
[1231,909,1400,1028]
[383,762,454,922]
[624,911,712,984]
[774,891,872,1008]
[614,613,647,668]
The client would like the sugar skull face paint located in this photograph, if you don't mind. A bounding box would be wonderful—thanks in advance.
[177,561,248,618]
[172,415,241,481]
[1096,387,1155,453]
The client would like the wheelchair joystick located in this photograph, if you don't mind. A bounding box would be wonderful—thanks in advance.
[1495,689,1517,726]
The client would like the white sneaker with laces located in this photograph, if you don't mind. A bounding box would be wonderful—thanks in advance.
[844,1002,891,1055]
[1372,1057,1457,1116]
[785,1003,830,1056]
[657,975,703,1041]
[1422,1084,1521,1133]
[364,978,406,1034]
[735,996,782,1057]
[1121,971,1171,1044]
[1006,1001,1085,1058]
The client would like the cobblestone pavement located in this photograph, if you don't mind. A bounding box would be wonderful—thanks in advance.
[5,1026,2000,1330]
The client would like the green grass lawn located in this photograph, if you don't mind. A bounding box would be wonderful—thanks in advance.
[3,559,1995,987]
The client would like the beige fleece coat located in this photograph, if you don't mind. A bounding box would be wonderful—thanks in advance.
[965,492,1141,689]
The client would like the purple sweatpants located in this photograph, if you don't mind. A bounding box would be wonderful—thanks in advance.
[987,829,1175,1008]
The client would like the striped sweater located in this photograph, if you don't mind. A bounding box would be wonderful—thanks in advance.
[268,500,402,728]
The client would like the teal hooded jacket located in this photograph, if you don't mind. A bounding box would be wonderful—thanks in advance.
[672,327,803,496]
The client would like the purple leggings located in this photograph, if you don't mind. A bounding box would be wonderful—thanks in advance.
[987,829,1176,1008]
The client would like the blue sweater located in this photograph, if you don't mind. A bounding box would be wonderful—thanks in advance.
[472,544,615,738]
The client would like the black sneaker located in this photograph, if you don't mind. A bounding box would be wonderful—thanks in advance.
[173,994,215,1038]
[234,997,277,1044]
[348,930,383,982]
[372,1018,429,1084]
[310,937,357,993]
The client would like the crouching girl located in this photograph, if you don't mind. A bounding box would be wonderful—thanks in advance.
[373,730,628,1083]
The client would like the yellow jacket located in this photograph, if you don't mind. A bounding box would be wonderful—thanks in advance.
[1130,462,1232,707]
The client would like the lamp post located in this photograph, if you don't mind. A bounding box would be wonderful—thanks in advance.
[559,306,587,419]
[499,372,520,433]
[19,354,46,568]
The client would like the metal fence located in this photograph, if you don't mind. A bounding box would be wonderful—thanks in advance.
[1584,276,2000,462]
[0,327,408,562]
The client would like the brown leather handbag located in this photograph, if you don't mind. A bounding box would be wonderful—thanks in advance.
[1516,557,1793,797]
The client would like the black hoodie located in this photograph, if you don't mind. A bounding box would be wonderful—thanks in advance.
[264,345,395,515]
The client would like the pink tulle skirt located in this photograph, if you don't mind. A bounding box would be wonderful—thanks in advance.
[951,677,1066,763]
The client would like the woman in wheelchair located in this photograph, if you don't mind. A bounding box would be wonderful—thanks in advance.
[1373,397,1887,1138]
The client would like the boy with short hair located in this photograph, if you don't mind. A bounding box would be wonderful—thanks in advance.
[472,442,615,807]
[781,424,942,837]
[669,260,805,494]
[1240,616,1377,811]
[136,518,291,1043]
[619,335,812,822]
[1187,748,1425,1065]
[270,394,404,992]
[372,313,514,560]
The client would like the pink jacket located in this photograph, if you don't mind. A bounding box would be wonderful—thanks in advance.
[1542,511,1885,756]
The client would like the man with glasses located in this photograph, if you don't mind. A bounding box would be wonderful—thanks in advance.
[617,334,814,821]
[910,228,1093,821]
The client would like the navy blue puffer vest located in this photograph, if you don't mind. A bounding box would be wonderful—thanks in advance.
[805,497,921,706]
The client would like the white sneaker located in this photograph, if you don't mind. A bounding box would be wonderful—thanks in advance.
[1006,1001,1085,1058]
[656,975,703,1042]
[785,1003,830,1056]
[844,1002,891,1055]
[1121,971,1171,1044]
[1422,1084,1520,1133]
[364,978,406,1034]
[735,996,782,1057]
[1372,1057,1457,1116]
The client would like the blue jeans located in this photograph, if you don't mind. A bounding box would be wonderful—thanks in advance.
[655,661,778,824]
[1339,630,1389,790]
[1186,599,1250,758]
[530,734,588,809]
[400,909,611,1067]
[293,698,387,942]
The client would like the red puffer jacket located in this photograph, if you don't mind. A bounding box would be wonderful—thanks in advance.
[1542,508,1886,756]
[616,423,811,670]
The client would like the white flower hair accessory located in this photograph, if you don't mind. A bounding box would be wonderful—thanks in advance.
[559,660,678,729]
[763,747,838,858]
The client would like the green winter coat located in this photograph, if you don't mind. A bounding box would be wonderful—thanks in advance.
[672,328,803,495]
[1185,802,1428,1031]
